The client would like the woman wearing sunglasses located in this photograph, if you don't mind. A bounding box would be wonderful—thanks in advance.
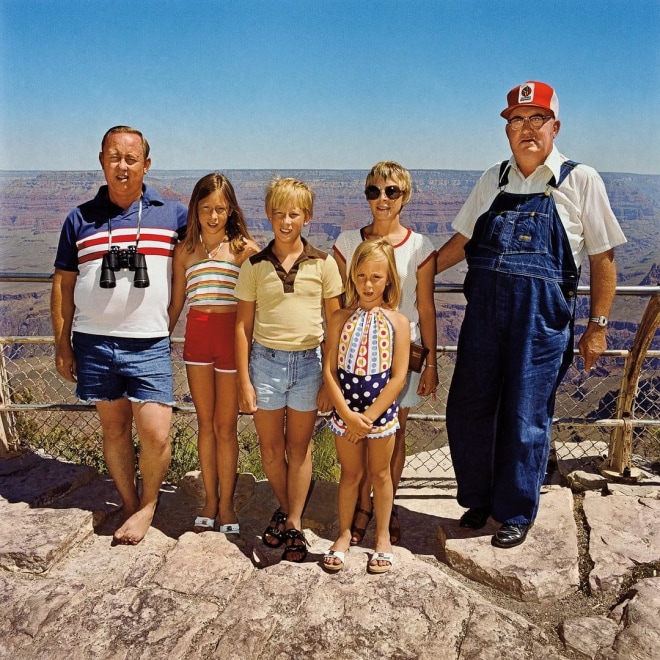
[332,161,438,551]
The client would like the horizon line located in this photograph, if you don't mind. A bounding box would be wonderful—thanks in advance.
[2,168,659,177]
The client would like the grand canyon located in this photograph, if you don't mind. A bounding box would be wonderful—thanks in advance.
[1,168,658,348]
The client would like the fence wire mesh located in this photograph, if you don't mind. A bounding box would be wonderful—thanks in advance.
[2,338,659,484]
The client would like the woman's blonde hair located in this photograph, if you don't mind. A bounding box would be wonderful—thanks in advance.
[265,177,314,220]
[184,173,252,254]
[345,238,401,309]
[365,160,413,206]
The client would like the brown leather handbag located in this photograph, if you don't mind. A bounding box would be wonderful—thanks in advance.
[408,342,430,373]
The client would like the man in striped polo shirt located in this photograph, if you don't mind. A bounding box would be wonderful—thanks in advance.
[50,126,187,545]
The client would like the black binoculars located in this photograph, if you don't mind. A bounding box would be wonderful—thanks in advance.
[99,245,150,288]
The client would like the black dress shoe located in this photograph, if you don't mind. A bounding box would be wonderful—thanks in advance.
[491,523,531,548]
[458,507,491,529]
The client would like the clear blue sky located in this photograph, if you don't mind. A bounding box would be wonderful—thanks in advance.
[1,0,658,174]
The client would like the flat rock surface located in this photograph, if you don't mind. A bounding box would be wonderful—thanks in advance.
[583,490,660,595]
[1,451,659,659]
[438,487,580,602]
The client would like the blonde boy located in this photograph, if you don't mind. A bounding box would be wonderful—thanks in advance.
[235,177,343,562]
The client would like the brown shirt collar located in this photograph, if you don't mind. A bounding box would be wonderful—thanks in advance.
[250,238,328,293]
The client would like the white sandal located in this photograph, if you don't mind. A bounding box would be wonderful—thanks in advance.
[193,516,215,533]
[322,548,347,572]
[367,551,394,574]
[218,523,240,536]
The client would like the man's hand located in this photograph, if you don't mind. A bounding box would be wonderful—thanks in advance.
[50,268,78,383]
[54,341,77,382]
[580,250,616,372]
[578,325,607,372]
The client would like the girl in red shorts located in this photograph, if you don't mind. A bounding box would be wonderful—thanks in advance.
[169,173,259,534]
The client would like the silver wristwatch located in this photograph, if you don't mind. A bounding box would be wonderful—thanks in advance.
[589,316,608,327]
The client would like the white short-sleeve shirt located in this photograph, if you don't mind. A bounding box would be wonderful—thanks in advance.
[452,146,626,268]
[333,227,435,343]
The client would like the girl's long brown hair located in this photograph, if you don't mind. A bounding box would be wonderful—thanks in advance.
[184,173,252,254]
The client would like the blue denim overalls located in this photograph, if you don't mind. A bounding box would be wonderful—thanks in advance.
[447,160,580,525]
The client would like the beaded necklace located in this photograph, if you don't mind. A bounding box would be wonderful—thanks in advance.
[199,233,227,259]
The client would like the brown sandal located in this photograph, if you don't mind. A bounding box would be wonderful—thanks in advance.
[350,500,373,546]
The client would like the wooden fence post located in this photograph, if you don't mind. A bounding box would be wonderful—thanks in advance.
[601,294,660,480]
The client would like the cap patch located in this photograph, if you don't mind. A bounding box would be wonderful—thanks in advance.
[501,80,559,119]
[519,84,534,104]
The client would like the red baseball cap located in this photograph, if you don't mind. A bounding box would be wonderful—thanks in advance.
[501,81,559,119]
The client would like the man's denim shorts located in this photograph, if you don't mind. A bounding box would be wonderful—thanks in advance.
[248,341,322,412]
[72,332,174,405]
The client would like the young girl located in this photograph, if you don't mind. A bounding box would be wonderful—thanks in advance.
[333,161,438,547]
[168,173,259,534]
[322,239,410,574]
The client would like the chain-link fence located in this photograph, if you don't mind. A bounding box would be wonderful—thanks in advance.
[399,348,660,476]
[2,333,659,483]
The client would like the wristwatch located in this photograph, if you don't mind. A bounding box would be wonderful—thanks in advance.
[589,316,608,327]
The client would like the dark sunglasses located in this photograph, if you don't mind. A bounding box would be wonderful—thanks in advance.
[364,185,404,201]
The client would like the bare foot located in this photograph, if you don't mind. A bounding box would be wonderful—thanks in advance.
[350,503,373,545]
[113,504,156,545]
[281,528,308,563]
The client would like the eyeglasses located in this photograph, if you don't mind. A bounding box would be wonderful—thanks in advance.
[365,185,404,201]
[506,114,554,131]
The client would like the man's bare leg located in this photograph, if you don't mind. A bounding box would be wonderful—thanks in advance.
[102,400,172,545]
[97,399,140,536]
[114,401,172,544]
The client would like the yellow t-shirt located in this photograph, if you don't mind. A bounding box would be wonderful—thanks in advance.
[235,239,343,351]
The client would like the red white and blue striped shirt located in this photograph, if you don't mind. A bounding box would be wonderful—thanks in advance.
[54,185,187,338]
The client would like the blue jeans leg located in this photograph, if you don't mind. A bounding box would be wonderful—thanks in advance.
[447,270,573,524]
[491,274,572,524]
[447,271,502,511]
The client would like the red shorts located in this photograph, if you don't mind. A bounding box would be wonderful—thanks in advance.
[183,308,237,372]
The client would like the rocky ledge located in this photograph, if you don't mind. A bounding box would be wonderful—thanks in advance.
[0,446,658,659]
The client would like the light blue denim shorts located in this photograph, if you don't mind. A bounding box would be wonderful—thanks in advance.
[72,332,174,405]
[398,369,421,410]
[248,341,322,412]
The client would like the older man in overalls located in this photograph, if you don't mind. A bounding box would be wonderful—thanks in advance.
[436,82,626,548]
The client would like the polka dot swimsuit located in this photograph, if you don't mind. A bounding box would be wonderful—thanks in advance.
[329,307,400,439]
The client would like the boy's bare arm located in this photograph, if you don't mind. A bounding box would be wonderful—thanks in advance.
[317,294,343,412]
[235,299,257,413]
